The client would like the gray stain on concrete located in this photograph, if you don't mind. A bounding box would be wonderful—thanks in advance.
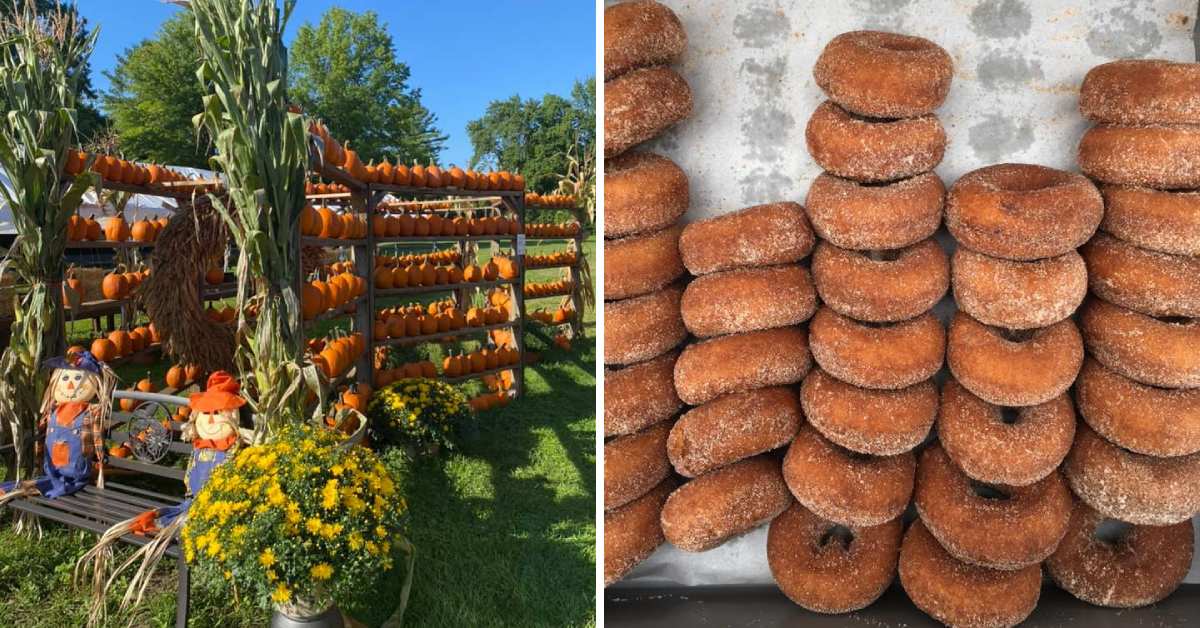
[733,4,789,49]
[741,57,786,99]
[741,105,794,162]
[739,169,793,205]
[1086,4,1163,58]
[969,0,1033,39]
[969,113,1034,161]
[850,0,912,13]
[976,50,1044,90]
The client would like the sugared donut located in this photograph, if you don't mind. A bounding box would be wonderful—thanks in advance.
[603,0,687,81]
[1046,500,1194,608]
[680,265,816,338]
[808,307,945,391]
[783,424,915,527]
[1100,185,1200,256]
[899,519,1041,628]
[667,386,801,478]
[767,503,902,614]
[914,445,1071,570]
[946,312,1083,407]
[605,66,692,158]
[1078,124,1200,189]
[1080,59,1200,125]
[660,455,793,552]
[938,379,1075,487]
[951,247,1086,330]
[604,476,676,586]
[673,326,812,406]
[1081,232,1200,318]
[1064,422,1200,526]
[605,151,689,239]
[811,239,948,323]
[1080,297,1200,389]
[813,31,952,119]
[1076,357,1200,457]
[805,101,945,183]
[604,351,682,438]
[678,202,815,275]
[801,368,937,456]
[604,421,672,511]
[946,163,1103,261]
[804,172,944,251]
[605,225,684,301]
[605,286,686,366]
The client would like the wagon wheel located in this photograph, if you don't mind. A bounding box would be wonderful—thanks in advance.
[127,401,173,463]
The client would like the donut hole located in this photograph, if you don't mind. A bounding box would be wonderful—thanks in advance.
[818,524,856,551]
[969,480,1012,501]
[1093,518,1134,546]
[864,249,902,262]
[999,407,1021,425]
[999,327,1037,343]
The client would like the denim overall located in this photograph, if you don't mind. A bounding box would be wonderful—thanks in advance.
[155,446,229,526]
[0,404,93,498]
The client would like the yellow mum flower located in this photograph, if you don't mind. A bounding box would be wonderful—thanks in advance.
[271,583,292,603]
[310,563,334,580]
[348,532,363,551]
[321,479,339,510]
[259,548,276,568]
[305,517,323,535]
[375,525,388,539]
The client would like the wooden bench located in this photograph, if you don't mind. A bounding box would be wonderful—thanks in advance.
[2,389,194,627]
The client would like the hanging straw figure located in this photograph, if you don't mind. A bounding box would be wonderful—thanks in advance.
[0,351,117,511]
[77,370,251,625]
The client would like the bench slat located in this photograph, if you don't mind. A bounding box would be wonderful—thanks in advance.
[9,499,179,557]
[67,491,149,519]
[87,483,183,508]
[106,457,186,481]
[26,494,133,528]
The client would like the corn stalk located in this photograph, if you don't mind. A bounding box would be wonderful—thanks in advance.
[186,0,314,439]
[0,0,98,482]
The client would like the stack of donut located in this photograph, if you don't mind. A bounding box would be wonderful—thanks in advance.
[768,31,952,616]
[602,0,692,588]
[1051,59,1200,608]
[660,202,816,556]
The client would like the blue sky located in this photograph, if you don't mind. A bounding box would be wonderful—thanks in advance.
[75,1,597,167]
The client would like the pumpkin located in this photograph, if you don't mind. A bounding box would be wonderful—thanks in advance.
[393,163,411,186]
[513,173,525,190]
[89,338,117,362]
[483,260,500,281]
[426,165,443,187]
[109,444,131,458]
[165,365,185,389]
[419,361,437,378]
[468,351,486,373]
[83,217,101,241]
[136,377,156,393]
[397,214,415,236]
[205,266,224,285]
[443,353,462,377]
[341,383,371,413]
[483,348,500,369]
[101,272,128,300]
[301,282,324,320]
[413,215,430,237]
[316,206,340,239]
[299,204,319,236]
[184,363,203,383]
[104,216,130,242]
[108,330,132,356]
[463,264,483,283]
[343,149,367,181]
[466,307,485,327]
[411,164,427,188]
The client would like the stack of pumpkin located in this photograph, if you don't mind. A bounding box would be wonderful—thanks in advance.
[601,0,692,588]
[305,181,351,195]
[63,150,188,189]
[525,222,581,238]
[370,211,520,238]
[300,271,367,321]
[374,250,460,268]
[308,333,366,380]
[523,278,573,298]
[298,205,369,240]
[373,358,438,387]
[442,345,520,378]
[525,192,576,208]
[67,214,167,244]
[525,250,578,269]
[373,300,510,341]
[528,306,575,326]
[203,302,240,325]
[371,255,515,291]
[99,266,151,302]
[83,323,160,363]
[163,362,206,391]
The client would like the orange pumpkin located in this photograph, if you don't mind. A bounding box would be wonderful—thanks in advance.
[108,330,132,357]
[104,216,130,242]
[165,365,185,389]
[101,272,128,300]
[90,338,116,362]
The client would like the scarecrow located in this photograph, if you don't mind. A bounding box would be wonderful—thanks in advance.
[0,350,117,506]
[77,370,251,624]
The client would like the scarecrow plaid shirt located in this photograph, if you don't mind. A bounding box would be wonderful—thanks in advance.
[35,402,107,463]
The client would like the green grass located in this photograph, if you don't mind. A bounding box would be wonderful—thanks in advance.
[0,238,596,627]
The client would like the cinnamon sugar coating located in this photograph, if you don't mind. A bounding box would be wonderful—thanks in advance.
[660,455,793,552]
[801,368,937,456]
[604,421,672,512]
[605,224,685,301]
[1099,184,1200,256]
[1080,297,1200,389]
[1076,357,1200,457]
[946,312,1083,407]
[1080,59,1200,125]
[808,307,945,391]
[812,238,949,323]
[667,386,801,478]
[1081,232,1200,318]
[673,326,812,406]
[806,101,945,183]
[679,202,815,275]
[813,31,952,119]
[605,286,687,366]
[951,248,1086,330]
[805,171,944,251]
[605,66,692,158]
[604,476,676,586]
[680,265,816,338]
[1078,124,1200,189]
[604,351,682,438]
[604,1,686,81]
[605,151,689,239]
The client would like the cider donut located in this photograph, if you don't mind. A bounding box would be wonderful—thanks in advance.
[604,351,682,438]
[673,326,812,406]
[783,424,915,527]
[1081,232,1200,318]
[1080,297,1200,389]
[605,151,689,239]
[811,239,949,323]
[680,265,816,338]
[805,101,945,183]
[808,307,945,391]
[667,386,802,478]
[605,225,684,301]
[605,286,687,366]
[946,163,1103,261]
[660,455,793,552]
[951,247,1087,330]
[946,312,1083,407]
[604,421,672,511]
[605,66,693,158]
[767,503,902,614]
[1099,184,1200,256]
[804,171,944,251]
[1080,59,1200,125]
[603,0,686,81]
[1078,124,1200,189]
[899,519,1041,628]
[801,368,937,456]
[813,31,953,119]
[678,202,815,275]
[914,445,1072,570]
[604,476,676,586]
[1064,422,1200,526]
[1076,357,1200,458]
[1046,500,1194,608]
[938,379,1075,487]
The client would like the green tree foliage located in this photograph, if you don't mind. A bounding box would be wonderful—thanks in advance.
[289,7,445,165]
[101,13,209,167]
[466,77,595,194]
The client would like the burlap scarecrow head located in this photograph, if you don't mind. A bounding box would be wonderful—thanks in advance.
[185,371,246,443]
[41,350,115,411]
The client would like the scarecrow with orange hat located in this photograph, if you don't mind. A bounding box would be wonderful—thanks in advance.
[77,370,250,622]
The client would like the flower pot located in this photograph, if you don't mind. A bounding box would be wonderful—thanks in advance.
[270,603,344,628]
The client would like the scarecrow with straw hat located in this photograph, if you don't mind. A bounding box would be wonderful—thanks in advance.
[77,370,252,624]
[0,350,117,507]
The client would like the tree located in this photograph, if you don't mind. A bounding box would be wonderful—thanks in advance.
[466,78,595,194]
[101,13,209,167]
[289,8,445,165]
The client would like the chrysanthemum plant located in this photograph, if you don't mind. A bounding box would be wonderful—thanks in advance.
[367,379,473,454]
[0,0,98,485]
